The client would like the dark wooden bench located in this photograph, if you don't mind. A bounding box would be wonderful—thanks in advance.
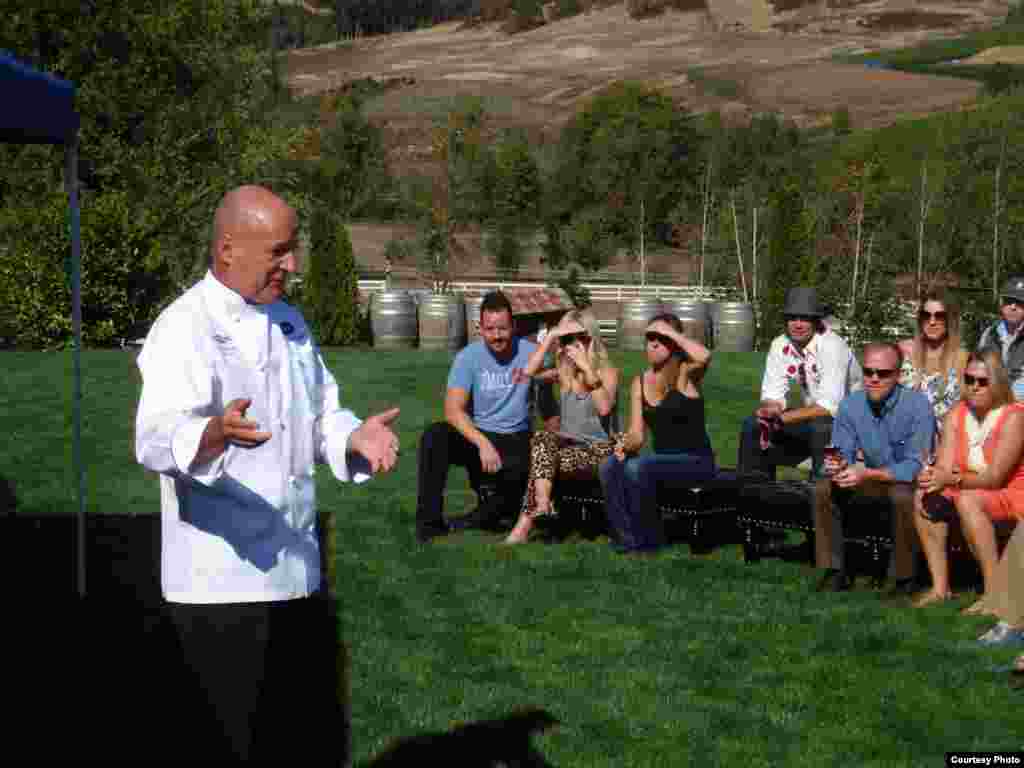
[736,477,817,563]
[737,477,1017,586]
[737,477,926,578]
[548,464,1015,583]
[550,469,742,552]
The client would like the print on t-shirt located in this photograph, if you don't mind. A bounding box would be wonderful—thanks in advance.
[448,339,538,434]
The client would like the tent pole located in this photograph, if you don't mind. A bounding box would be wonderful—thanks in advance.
[66,138,85,599]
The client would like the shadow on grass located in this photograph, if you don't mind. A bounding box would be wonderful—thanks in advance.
[0,473,15,514]
[364,708,560,768]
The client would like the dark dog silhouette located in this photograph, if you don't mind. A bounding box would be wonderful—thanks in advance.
[366,707,560,768]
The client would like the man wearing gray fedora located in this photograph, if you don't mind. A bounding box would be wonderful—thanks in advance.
[738,287,863,481]
[978,275,1024,402]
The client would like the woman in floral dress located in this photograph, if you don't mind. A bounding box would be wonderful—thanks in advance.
[897,289,968,435]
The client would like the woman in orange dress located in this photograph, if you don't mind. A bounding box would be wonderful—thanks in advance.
[913,349,1024,607]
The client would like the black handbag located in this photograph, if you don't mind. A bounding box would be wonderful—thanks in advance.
[921,492,956,523]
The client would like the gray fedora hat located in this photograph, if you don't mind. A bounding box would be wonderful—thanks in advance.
[783,287,824,318]
[1001,275,1024,303]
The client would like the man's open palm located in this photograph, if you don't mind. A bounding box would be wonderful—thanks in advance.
[349,407,401,474]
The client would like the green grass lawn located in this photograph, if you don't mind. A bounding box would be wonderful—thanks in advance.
[6,347,1021,765]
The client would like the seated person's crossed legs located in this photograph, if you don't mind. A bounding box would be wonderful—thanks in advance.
[506,430,615,544]
[416,422,530,541]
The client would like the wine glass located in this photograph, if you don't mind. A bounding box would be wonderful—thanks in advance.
[823,442,841,478]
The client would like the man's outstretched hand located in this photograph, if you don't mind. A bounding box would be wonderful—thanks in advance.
[348,407,401,474]
[191,398,271,469]
[222,398,273,448]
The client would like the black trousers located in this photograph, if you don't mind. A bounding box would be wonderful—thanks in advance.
[416,422,531,529]
[165,595,346,767]
[737,414,833,480]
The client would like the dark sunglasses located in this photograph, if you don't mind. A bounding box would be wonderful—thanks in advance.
[561,332,590,346]
[863,367,897,379]
[1002,297,1024,308]
[918,310,948,323]
[645,332,673,346]
[964,374,990,388]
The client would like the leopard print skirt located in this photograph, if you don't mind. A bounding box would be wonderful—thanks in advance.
[521,430,615,517]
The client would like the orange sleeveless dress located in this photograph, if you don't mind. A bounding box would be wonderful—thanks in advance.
[941,402,1024,522]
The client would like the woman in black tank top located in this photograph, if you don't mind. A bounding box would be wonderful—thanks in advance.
[598,312,717,553]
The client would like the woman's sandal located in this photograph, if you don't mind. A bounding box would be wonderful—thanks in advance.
[912,590,953,608]
[503,521,534,545]
[961,598,996,617]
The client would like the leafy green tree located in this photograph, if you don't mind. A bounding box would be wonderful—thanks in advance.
[543,82,699,273]
[1,1,394,347]
[1,0,289,345]
[758,175,815,347]
[298,209,359,346]
[0,189,172,349]
[294,93,393,221]
[486,127,542,276]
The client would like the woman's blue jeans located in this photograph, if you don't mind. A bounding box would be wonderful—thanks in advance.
[599,451,717,551]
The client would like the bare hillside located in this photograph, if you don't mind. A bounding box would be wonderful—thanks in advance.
[283,1,1004,282]
[286,1,998,131]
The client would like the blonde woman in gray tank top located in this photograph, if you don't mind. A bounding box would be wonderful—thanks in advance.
[505,309,621,544]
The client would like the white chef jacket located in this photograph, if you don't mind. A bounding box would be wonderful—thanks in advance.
[135,271,370,604]
[760,329,863,418]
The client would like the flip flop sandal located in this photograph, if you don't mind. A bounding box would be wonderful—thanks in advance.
[912,590,953,608]
[529,500,558,519]
[962,599,995,616]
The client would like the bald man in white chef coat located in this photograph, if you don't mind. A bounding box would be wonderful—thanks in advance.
[135,185,399,765]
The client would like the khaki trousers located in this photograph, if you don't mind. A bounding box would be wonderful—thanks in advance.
[814,478,917,580]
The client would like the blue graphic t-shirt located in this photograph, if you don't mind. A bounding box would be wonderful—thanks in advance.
[448,338,537,433]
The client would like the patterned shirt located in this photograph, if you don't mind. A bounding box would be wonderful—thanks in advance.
[761,329,863,417]
[898,358,961,428]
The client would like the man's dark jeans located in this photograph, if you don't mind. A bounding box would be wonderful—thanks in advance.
[416,422,531,531]
[737,414,833,480]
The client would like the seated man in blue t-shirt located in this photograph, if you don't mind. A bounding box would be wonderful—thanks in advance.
[416,291,538,542]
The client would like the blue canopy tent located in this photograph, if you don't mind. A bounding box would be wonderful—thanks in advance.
[1,52,86,597]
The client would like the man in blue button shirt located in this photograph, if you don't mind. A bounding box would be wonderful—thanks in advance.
[813,342,936,592]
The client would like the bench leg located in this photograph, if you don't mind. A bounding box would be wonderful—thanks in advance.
[871,542,887,588]
[581,501,607,540]
[690,517,713,555]
[742,524,762,563]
